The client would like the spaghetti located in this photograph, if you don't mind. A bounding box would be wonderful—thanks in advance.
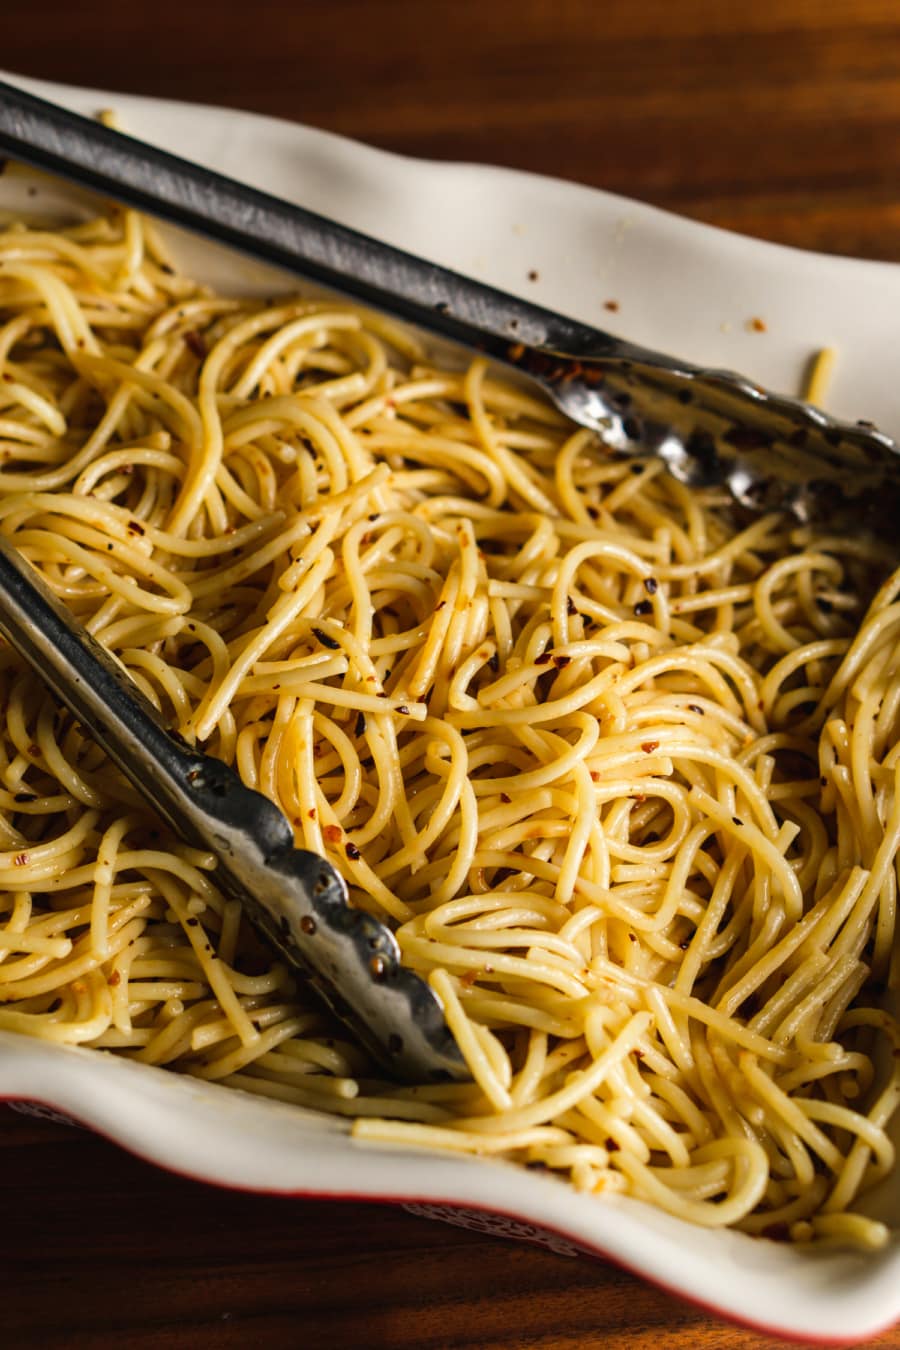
[0,201,896,1247]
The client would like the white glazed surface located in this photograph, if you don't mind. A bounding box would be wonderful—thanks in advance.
[0,70,898,1344]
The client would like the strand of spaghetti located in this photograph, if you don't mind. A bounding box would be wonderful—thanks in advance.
[9,525,192,614]
[612,1137,769,1227]
[90,816,133,959]
[444,1011,651,1134]
[429,969,512,1111]
[686,785,803,919]
[0,260,100,355]
[192,544,337,740]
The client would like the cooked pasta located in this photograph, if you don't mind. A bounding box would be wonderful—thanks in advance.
[0,199,896,1248]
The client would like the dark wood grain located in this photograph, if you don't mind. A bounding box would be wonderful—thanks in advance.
[3,1104,897,1350]
[2,3,900,1346]
[7,0,900,259]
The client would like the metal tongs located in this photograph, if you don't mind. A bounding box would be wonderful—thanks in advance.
[0,79,898,532]
[0,538,466,1082]
[0,82,896,1087]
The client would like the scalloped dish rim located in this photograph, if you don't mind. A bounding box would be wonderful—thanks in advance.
[0,70,898,1345]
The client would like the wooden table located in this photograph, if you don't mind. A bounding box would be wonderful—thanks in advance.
[3,2,900,1346]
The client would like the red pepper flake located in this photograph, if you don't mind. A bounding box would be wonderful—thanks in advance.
[460,969,479,988]
[184,330,207,359]
[590,771,601,782]
[748,317,767,333]
[641,741,659,754]
[108,969,122,987]
[345,841,361,861]
[323,824,343,844]
[500,792,512,804]
[13,852,28,866]
[603,299,620,312]
[307,808,317,820]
